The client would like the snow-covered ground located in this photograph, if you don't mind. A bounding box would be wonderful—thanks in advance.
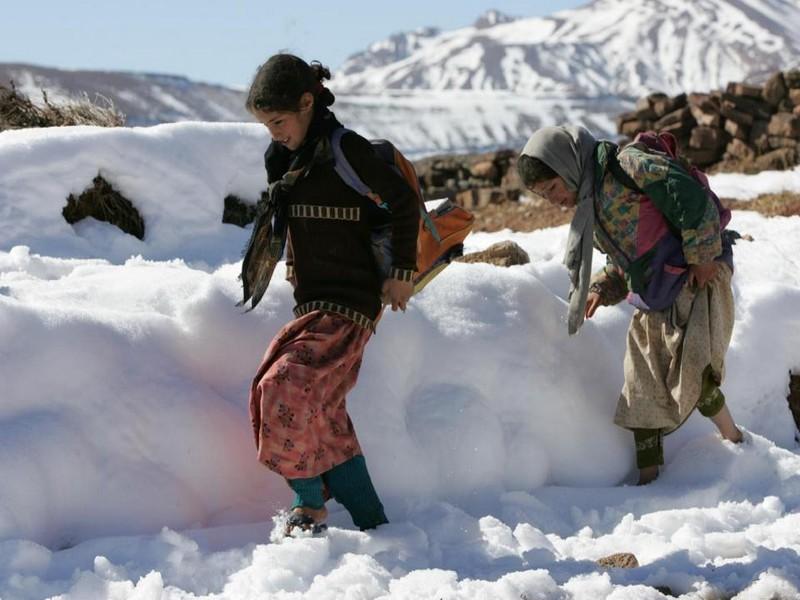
[1,124,800,599]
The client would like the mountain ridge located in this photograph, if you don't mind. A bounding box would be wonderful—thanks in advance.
[3,0,799,155]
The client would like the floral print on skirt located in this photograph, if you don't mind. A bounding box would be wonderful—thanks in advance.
[249,310,371,479]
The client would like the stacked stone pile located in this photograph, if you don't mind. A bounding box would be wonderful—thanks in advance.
[413,149,521,208]
[617,70,800,172]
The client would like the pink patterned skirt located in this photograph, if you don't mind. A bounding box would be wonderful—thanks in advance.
[249,310,371,479]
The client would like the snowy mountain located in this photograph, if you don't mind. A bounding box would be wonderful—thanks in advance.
[337,26,443,75]
[3,0,800,155]
[335,1,800,96]
[329,0,800,154]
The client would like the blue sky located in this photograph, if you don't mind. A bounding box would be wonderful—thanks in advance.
[4,1,584,87]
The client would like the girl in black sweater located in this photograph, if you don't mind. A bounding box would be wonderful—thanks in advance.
[243,54,419,535]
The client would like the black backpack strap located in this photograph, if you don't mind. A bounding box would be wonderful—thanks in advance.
[330,128,441,242]
[605,147,644,195]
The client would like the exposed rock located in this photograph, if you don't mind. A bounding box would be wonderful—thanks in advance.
[596,553,639,569]
[653,586,675,597]
[752,135,772,155]
[654,93,686,117]
[636,92,669,113]
[456,240,530,267]
[620,70,800,173]
[725,139,756,162]
[500,161,521,192]
[658,120,693,140]
[724,119,749,140]
[727,82,763,98]
[615,110,640,130]
[690,126,725,150]
[722,92,774,120]
[620,118,652,137]
[688,92,720,108]
[763,72,788,107]
[63,175,144,240]
[749,119,769,143]
[415,150,518,203]
[689,98,722,128]
[755,147,797,171]
[455,187,513,209]
[789,372,800,434]
[720,101,754,126]
[768,136,800,150]
[785,70,800,89]
[469,159,499,182]
[684,146,722,167]
[768,113,800,138]
[655,106,693,129]
[222,193,261,227]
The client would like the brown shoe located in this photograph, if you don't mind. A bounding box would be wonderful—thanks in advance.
[637,466,659,486]
[284,506,328,536]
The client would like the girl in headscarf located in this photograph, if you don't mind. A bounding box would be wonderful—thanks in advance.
[518,126,743,485]
[242,54,419,533]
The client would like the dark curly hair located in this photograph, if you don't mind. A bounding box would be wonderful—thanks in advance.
[517,154,558,188]
[245,53,335,113]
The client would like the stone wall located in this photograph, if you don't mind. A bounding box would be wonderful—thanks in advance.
[617,70,800,172]
[414,69,800,211]
[413,149,521,208]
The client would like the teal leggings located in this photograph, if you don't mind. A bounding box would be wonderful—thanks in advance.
[633,367,726,469]
[287,455,388,530]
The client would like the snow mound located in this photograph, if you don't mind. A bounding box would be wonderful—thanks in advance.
[2,123,800,599]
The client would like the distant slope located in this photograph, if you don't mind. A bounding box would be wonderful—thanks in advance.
[0,63,249,126]
[3,0,799,155]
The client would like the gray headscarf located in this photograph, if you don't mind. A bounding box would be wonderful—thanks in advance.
[521,126,599,335]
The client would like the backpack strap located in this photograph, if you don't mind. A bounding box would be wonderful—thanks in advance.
[330,127,442,243]
[605,147,644,195]
[603,142,683,241]
[331,127,376,199]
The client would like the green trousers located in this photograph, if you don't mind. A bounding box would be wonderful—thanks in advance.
[633,367,726,469]
[287,455,388,530]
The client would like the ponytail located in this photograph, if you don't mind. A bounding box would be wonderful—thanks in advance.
[309,61,335,107]
[246,54,335,113]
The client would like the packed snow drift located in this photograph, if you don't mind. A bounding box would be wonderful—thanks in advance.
[1,124,799,599]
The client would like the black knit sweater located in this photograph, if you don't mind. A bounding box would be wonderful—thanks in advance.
[282,130,419,323]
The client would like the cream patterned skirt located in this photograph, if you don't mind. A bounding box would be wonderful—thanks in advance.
[614,265,735,433]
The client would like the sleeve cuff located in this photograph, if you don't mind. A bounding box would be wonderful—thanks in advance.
[589,267,629,306]
[683,233,722,265]
[389,267,415,282]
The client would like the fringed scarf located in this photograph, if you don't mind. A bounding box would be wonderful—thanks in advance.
[239,107,342,310]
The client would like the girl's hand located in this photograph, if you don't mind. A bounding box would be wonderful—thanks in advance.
[382,279,413,312]
[688,261,720,288]
[585,292,602,319]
